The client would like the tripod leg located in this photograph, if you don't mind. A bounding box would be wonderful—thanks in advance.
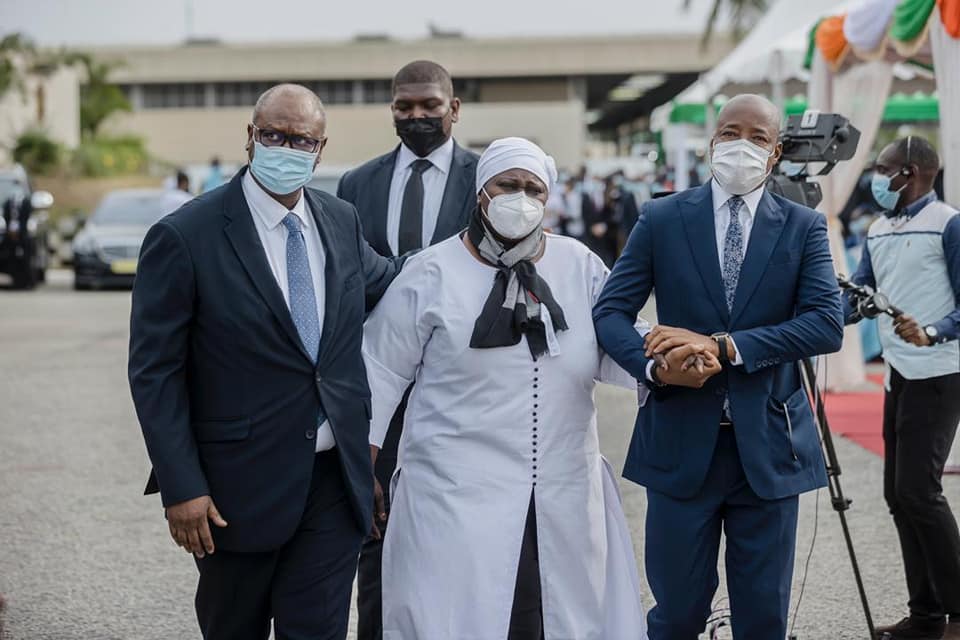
[801,359,876,639]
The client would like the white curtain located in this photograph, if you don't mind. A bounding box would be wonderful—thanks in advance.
[930,11,960,471]
[931,11,960,208]
[807,52,895,391]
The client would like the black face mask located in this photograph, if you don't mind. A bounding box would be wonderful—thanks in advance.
[395,116,448,158]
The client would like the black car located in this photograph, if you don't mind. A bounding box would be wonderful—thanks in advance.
[72,189,176,290]
[0,165,53,289]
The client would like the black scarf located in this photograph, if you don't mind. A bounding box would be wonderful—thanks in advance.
[467,208,568,360]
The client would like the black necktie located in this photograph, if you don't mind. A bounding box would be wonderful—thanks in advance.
[398,159,433,254]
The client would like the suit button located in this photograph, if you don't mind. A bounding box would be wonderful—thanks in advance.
[305,429,316,440]
[315,374,322,383]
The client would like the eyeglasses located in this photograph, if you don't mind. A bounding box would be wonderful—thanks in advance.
[252,124,323,153]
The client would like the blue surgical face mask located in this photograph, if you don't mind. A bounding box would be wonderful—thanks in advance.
[249,141,318,195]
[871,171,907,211]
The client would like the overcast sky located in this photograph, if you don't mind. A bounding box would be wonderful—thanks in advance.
[0,0,729,46]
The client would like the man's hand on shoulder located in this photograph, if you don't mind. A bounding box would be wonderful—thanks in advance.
[653,343,722,388]
[166,495,228,558]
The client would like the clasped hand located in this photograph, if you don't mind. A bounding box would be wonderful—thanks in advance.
[643,326,723,388]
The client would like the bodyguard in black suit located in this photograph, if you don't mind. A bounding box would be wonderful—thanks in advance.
[129,84,401,640]
[336,60,478,640]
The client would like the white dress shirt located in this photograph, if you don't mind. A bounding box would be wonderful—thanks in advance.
[242,170,335,451]
[385,137,455,255]
[645,178,765,385]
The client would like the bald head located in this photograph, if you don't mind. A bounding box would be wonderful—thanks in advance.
[246,84,328,197]
[253,83,325,125]
[717,94,781,133]
[710,94,783,176]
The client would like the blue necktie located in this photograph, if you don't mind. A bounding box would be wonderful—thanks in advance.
[282,213,321,362]
[722,196,745,311]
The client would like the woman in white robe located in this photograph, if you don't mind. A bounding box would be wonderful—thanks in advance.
[363,138,648,640]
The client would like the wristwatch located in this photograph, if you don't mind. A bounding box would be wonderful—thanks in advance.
[650,362,667,387]
[924,325,940,345]
[711,332,731,365]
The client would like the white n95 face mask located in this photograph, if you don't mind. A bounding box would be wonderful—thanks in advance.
[710,139,773,195]
[482,189,545,240]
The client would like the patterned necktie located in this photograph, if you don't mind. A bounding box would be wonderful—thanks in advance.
[398,159,434,254]
[282,213,321,362]
[722,196,745,311]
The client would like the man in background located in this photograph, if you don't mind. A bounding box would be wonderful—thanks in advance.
[161,170,193,214]
[847,136,960,640]
[336,59,478,640]
[202,157,224,193]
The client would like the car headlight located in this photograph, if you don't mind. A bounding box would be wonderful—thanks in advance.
[72,233,99,256]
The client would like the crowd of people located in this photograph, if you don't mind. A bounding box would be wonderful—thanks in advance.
[125,58,960,640]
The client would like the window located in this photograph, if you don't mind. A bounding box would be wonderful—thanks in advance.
[310,81,354,105]
[362,80,392,104]
[215,82,275,107]
[141,83,206,109]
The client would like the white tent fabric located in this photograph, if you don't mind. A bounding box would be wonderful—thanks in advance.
[843,0,898,56]
[931,10,960,208]
[929,9,960,470]
[809,52,894,391]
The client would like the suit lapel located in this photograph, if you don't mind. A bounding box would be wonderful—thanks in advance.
[432,141,475,244]
[370,149,398,256]
[729,191,787,325]
[680,183,729,324]
[305,189,342,366]
[222,169,314,364]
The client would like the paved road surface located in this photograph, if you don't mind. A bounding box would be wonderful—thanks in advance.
[1,272,958,639]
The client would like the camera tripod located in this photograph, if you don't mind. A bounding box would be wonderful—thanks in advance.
[797,356,876,639]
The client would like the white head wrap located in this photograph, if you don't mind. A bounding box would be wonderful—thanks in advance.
[475,137,558,196]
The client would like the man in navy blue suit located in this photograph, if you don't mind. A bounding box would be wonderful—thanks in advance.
[129,84,401,640]
[594,94,844,639]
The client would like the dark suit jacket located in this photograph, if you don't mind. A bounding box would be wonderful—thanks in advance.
[335,140,478,493]
[336,140,479,258]
[128,168,402,552]
[594,182,843,501]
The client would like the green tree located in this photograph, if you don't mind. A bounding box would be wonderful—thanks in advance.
[685,0,769,49]
[0,33,37,98]
[75,55,130,137]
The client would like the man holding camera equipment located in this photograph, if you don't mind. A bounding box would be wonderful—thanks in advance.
[845,136,960,640]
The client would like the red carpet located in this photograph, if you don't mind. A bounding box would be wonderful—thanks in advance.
[824,374,885,457]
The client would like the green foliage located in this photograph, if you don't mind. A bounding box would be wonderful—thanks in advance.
[13,129,62,175]
[72,135,148,177]
[0,33,36,97]
[75,53,131,137]
[684,0,769,49]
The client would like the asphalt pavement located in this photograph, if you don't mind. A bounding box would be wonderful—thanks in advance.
[1,271,958,639]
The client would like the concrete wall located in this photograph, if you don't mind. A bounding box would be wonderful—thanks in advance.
[105,100,586,170]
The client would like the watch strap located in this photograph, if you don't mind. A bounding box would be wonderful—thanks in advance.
[713,333,730,365]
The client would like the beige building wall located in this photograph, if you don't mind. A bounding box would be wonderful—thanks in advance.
[0,66,81,165]
[105,100,585,170]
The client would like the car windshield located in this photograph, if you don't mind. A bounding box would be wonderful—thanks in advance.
[92,193,168,226]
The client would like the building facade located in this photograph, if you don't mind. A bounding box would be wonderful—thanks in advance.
[94,33,732,170]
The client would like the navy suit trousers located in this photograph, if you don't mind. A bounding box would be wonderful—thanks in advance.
[645,428,799,640]
[194,450,364,640]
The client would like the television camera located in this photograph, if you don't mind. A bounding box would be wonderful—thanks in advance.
[766,111,862,210]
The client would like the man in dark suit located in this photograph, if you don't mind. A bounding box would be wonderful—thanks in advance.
[129,84,401,640]
[336,59,478,640]
[594,94,844,639]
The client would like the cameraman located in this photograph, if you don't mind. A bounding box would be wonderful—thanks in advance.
[846,136,960,640]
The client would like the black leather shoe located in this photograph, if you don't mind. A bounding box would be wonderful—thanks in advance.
[874,616,945,639]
